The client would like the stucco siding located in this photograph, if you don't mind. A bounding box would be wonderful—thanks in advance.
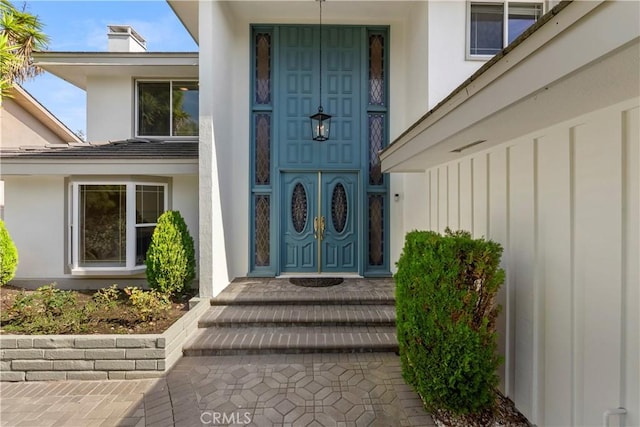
[86,75,133,142]
[3,176,66,278]
[402,99,639,426]
[172,175,200,277]
[427,1,485,110]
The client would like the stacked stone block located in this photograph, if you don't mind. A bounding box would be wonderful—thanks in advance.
[0,297,208,381]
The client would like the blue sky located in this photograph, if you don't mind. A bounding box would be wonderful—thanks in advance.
[20,1,198,138]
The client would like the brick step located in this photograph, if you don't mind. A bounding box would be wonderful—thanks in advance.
[198,305,396,328]
[183,326,398,356]
[210,293,395,306]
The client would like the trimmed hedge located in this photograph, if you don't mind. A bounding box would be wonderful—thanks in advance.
[0,219,18,286]
[145,211,195,296]
[395,228,504,415]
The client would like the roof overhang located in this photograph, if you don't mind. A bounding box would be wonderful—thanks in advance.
[167,0,199,43]
[6,85,82,143]
[381,0,640,172]
[0,158,198,176]
[32,52,199,89]
[168,0,423,39]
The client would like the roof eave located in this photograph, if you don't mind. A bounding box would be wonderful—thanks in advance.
[380,1,617,172]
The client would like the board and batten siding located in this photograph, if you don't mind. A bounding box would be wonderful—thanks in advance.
[419,99,639,427]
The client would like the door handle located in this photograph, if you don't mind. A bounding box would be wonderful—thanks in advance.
[314,216,319,239]
[313,216,326,240]
[318,216,326,240]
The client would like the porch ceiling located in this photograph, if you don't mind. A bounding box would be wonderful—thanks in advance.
[168,0,419,42]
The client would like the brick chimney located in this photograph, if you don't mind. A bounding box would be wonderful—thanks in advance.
[107,25,147,52]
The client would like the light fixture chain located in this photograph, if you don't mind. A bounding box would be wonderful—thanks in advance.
[319,0,323,111]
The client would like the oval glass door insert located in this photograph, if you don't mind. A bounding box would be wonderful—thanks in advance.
[291,183,308,233]
[331,183,348,233]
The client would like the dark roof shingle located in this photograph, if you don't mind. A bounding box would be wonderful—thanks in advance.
[0,139,199,160]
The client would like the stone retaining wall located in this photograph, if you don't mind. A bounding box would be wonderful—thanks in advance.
[0,297,209,381]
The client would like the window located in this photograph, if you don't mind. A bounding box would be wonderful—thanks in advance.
[468,2,543,58]
[69,180,168,274]
[137,80,199,137]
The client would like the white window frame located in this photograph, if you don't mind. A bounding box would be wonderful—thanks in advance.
[69,178,168,276]
[134,79,199,139]
[466,0,544,61]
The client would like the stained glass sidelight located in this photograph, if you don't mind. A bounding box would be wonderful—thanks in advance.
[331,183,348,233]
[255,114,271,185]
[291,183,308,233]
[368,195,384,266]
[255,195,270,266]
[369,34,384,106]
[369,114,384,185]
[255,33,271,104]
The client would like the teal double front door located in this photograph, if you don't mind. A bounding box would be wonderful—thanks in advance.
[250,25,389,276]
[282,171,358,273]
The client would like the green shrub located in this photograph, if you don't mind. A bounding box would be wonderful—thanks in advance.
[145,211,195,296]
[5,284,87,334]
[92,284,121,310]
[124,287,170,322]
[395,228,505,416]
[0,219,18,286]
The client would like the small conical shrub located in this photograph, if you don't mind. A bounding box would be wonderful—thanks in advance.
[0,219,18,286]
[145,211,195,296]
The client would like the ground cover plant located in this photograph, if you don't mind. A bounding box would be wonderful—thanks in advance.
[395,228,529,426]
[0,283,193,334]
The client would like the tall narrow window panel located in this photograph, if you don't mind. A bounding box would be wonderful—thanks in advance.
[135,185,165,265]
[254,195,271,267]
[368,114,385,186]
[369,35,385,106]
[368,195,384,266]
[255,114,271,185]
[255,33,272,105]
[79,185,127,267]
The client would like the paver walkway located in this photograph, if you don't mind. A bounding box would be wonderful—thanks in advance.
[0,353,434,426]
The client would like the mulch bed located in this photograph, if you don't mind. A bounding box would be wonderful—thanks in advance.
[431,391,532,427]
[0,285,191,334]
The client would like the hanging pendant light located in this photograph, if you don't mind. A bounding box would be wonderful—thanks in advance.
[310,0,331,142]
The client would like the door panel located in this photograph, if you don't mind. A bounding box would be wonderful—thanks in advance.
[321,173,358,272]
[282,172,317,272]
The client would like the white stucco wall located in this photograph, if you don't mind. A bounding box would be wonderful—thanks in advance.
[198,1,237,297]
[3,173,199,286]
[405,99,639,426]
[172,175,200,277]
[427,1,486,109]
[86,75,133,142]
[3,176,66,278]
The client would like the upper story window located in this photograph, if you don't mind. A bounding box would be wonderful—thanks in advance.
[137,80,199,137]
[468,2,543,59]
